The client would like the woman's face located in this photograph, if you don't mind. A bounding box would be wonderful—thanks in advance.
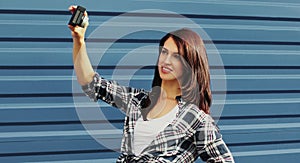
[158,37,183,82]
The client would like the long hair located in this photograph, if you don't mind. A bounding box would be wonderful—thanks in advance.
[151,28,212,114]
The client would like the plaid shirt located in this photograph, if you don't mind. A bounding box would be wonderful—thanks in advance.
[82,73,234,163]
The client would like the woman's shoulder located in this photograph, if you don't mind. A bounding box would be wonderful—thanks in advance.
[180,103,215,125]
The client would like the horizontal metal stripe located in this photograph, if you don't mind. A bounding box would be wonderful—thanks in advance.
[1,90,300,98]
[26,158,117,163]
[233,148,300,157]
[2,20,300,32]
[0,102,103,110]
[1,37,300,46]
[0,65,53,69]
[1,97,299,110]
[212,40,300,45]
[220,122,300,131]
[0,93,74,98]
[214,75,300,80]
[0,123,300,138]
[1,65,300,70]
[228,140,300,147]
[0,135,299,157]
[0,38,73,42]
[0,48,74,53]
[0,120,124,126]
[0,91,294,98]
[0,75,152,81]
[0,65,148,70]
[219,98,300,105]
[219,50,300,56]
[220,114,300,120]
[1,74,300,81]
[220,66,300,69]
[0,130,122,139]
[0,9,70,15]
[0,149,118,157]
[0,9,300,22]
[218,90,300,94]
[18,148,300,161]
[1,113,300,126]
[136,0,300,8]
[1,48,299,56]
[0,20,300,31]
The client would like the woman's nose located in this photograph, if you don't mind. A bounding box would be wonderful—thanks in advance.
[162,54,172,64]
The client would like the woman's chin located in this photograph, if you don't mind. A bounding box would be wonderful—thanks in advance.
[159,74,177,81]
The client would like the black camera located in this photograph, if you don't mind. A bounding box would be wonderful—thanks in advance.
[68,6,87,28]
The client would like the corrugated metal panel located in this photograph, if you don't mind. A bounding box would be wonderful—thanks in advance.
[0,0,299,162]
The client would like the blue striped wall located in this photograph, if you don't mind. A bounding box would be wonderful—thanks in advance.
[0,0,300,162]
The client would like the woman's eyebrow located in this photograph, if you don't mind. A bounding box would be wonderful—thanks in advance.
[162,47,179,54]
[162,47,168,51]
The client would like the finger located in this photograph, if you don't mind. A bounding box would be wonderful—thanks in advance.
[84,10,88,17]
[83,10,89,27]
[68,5,77,13]
[68,25,75,31]
[82,16,89,27]
[73,26,82,34]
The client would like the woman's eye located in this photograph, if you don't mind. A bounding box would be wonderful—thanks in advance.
[161,49,168,55]
[173,54,181,60]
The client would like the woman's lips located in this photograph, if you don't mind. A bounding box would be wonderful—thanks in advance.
[161,66,173,74]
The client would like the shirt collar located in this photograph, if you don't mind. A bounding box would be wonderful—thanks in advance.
[137,94,185,121]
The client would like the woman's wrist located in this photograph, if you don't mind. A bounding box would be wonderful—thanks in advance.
[73,37,85,45]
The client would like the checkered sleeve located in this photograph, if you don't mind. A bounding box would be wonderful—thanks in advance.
[81,73,139,113]
[196,116,235,163]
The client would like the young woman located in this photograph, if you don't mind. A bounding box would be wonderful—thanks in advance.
[68,6,234,163]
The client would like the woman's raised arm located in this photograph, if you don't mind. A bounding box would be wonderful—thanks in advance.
[68,5,95,86]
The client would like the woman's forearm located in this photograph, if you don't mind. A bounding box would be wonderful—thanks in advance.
[72,38,95,86]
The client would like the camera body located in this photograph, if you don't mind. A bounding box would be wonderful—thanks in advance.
[68,6,86,28]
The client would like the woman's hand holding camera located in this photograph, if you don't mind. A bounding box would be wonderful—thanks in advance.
[68,5,89,42]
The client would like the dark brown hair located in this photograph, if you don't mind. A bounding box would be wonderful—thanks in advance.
[152,28,212,114]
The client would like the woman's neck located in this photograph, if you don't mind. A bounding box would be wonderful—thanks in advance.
[160,80,181,100]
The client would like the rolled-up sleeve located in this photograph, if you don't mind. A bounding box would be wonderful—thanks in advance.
[196,116,234,163]
[81,73,140,113]
[81,73,101,102]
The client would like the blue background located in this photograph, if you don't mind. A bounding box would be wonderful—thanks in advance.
[0,0,300,162]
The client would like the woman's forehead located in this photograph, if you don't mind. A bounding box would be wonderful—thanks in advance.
[163,37,179,54]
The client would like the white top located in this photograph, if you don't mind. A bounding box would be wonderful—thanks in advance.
[133,105,179,155]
